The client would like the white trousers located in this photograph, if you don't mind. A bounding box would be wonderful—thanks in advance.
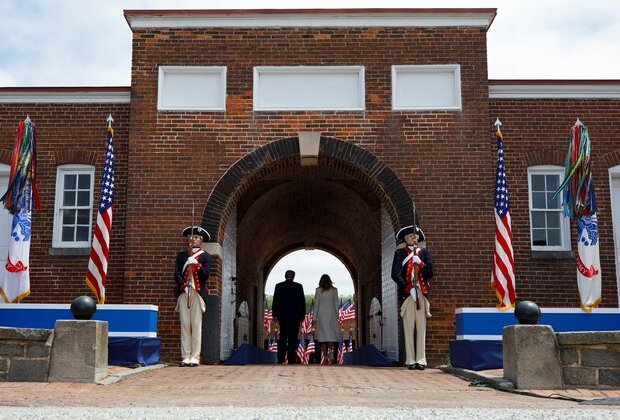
[400,292,429,366]
[175,288,206,361]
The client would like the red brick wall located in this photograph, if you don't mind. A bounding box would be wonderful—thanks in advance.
[4,25,617,367]
[490,98,620,308]
[0,103,130,304]
[125,26,491,363]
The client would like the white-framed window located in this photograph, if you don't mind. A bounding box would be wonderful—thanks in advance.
[528,165,571,251]
[0,164,12,260]
[253,66,365,111]
[53,165,95,248]
[158,66,227,111]
[391,64,462,110]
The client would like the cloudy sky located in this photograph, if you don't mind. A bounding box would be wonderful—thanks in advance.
[1,0,619,295]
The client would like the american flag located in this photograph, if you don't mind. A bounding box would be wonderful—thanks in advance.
[341,303,356,322]
[338,301,350,324]
[296,335,307,364]
[347,335,353,353]
[263,308,273,332]
[301,301,314,334]
[85,124,115,304]
[268,337,277,352]
[337,336,345,365]
[491,126,516,310]
[306,335,316,362]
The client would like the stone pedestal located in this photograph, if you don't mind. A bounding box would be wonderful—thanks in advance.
[48,320,108,383]
[503,325,563,389]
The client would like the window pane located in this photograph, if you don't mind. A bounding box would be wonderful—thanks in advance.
[62,209,76,225]
[76,226,89,242]
[531,174,545,192]
[77,191,90,206]
[546,192,560,209]
[532,192,546,209]
[77,209,90,225]
[78,174,91,189]
[62,226,74,242]
[63,191,76,206]
[532,211,546,229]
[546,174,559,191]
[532,229,547,246]
[64,174,77,189]
[547,228,561,246]
[546,212,560,229]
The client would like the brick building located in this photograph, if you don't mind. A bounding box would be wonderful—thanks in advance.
[0,9,619,365]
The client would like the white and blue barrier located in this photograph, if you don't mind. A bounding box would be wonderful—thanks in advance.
[0,304,160,366]
[451,307,620,371]
[0,303,158,337]
[456,307,620,340]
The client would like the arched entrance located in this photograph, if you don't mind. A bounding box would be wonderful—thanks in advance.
[203,136,418,362]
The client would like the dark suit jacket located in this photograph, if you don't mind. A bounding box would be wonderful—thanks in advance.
[391,247,433,304]
[175,250,212,299]
[272,279,306,325]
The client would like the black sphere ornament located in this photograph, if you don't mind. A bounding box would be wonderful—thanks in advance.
[514,300,541,325]
[70,296,97,320]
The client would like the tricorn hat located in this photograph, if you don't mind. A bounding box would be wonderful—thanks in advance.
[182,226,210,242]
[396,225,425,242]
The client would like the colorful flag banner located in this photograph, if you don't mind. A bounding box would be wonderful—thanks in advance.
[85,120,115,303]
[554,120,601,311]
[0,117,39,303]
[490,123,516,310]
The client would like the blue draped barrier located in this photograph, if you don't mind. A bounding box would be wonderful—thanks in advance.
[109,337,161,366]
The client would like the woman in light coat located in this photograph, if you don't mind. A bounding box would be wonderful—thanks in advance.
[313,274,340,364]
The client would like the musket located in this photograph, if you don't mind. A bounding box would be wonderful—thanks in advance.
[186,203,196,310]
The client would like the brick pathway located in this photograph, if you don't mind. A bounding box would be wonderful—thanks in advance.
[0,365,617,409]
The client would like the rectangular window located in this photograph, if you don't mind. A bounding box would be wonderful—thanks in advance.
[158,66,226,111]
[392,64,462,110]
[53,165,95,248]
[253,66,365,111]
[528,166,571,251]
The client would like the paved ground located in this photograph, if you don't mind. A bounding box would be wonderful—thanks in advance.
[0,364,618,412]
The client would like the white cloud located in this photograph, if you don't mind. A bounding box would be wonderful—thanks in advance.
[265,250,355,296]
[0,0,618,86]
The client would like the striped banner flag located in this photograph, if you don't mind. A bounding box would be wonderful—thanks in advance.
[0,117,39,303]
[85,120,115,303]
[491,122,516,310]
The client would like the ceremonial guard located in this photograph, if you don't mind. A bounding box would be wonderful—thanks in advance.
[391,225,433,370]
[174,226,213,367]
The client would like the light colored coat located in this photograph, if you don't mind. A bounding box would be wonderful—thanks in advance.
[313,286,340,343]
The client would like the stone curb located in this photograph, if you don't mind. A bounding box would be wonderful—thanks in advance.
[97,363,168,385]
[438,365,515,391]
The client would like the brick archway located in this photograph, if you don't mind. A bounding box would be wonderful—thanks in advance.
[202,136,415,242]
[204,136,417,353]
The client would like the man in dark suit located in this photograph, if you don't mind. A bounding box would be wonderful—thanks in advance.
[272,270,306,364]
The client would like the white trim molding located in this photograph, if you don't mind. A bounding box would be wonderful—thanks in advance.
[0,89,130,104]
[125,9,496,29]
[253,66,365,111]
[489,81,620,99]
[158,66,227,111]
[392,64,462,110]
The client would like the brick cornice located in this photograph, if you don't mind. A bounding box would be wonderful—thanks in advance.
[54,150,98,166]
[525,150,565,167]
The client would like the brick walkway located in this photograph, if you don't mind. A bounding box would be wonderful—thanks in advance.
[0,365,617,409]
